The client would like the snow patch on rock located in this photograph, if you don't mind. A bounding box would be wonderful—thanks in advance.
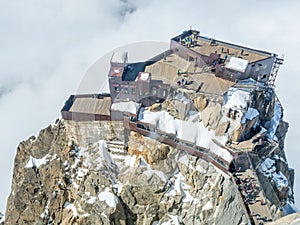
[273,154,286,163]
[98,187,118,208]
[25,154,50,168]
[112,182,124,195]
[87,196,97,204]
[64,201,78,217]
[76,168,89,181]
[124,155,137,167]
[273,172,288,188]
[73,181,79,189]
[166,172,195,203]
[202,200,213,211]
[161,215,182,225]
[259,158,276,176]
[241,107,259,124]
[259,158,289,188]
[224,88,250,109]
[267,100,282,140]
[140,109,232,162]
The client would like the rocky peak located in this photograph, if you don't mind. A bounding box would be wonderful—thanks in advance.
[3,120,250,224]
[2,108,297,225]
[2,30,298,224]
[2,77,298,225]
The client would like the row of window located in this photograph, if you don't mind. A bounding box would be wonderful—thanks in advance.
[113,85,165,97]
[114,86,136,94]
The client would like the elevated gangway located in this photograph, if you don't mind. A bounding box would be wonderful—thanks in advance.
[233,157,273,225]
[123,115,279,225]
[123,117,232,174]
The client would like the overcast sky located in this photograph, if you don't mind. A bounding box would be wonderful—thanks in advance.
[1,0,300,213]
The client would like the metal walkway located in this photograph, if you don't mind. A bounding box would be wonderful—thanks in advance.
[233,154,273,225]
[124,116,276,224]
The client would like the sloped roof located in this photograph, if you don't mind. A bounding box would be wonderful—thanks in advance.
[190,73,234,95]
[69,97,111,116]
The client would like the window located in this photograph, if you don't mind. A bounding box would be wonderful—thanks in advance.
[188,55,195,63]
[151,86,157,96]
[123,87,129,94]
[132,88,136,94]
[114,86,120,92]
[163,89,167,97]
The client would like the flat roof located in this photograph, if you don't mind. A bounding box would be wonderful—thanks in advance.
[173,30,274,64]
[69,96,111,116]
[145,53,234,95]
[193,37,269,63]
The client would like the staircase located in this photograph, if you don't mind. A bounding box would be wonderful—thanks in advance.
[267,57,284,88]
[106,140,126,163]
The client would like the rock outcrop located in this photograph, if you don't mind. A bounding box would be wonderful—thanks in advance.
[4,120,250,225]
[3,80,298,225]
[2,28,297,224]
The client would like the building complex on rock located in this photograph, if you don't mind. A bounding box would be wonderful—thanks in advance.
[61,29,293,224]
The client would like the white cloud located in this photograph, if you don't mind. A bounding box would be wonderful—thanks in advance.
[1,0,300,212]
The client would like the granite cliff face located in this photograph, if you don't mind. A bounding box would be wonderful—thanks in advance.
[2,89,298,225]
[2,77,298,224]
[4,120,249,224]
